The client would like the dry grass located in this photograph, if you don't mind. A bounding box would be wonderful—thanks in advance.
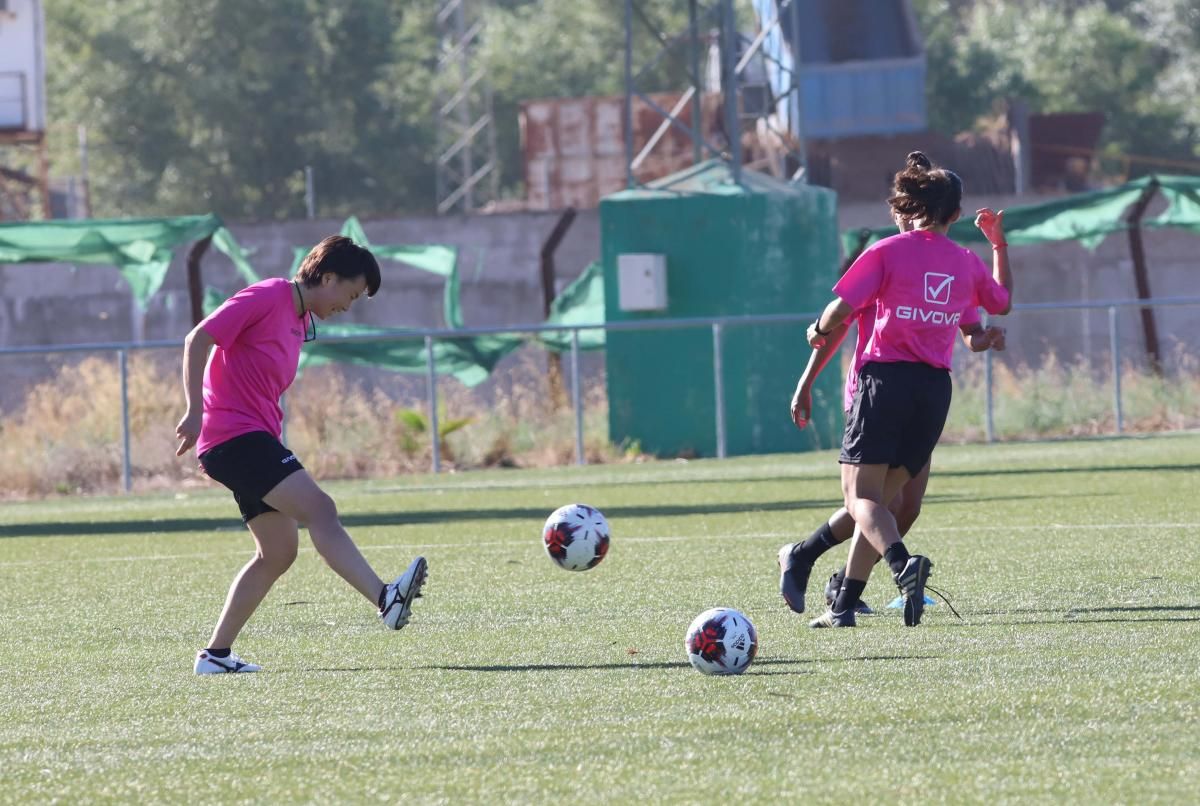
[0,349,635,498]
[945,346,1200,442]
[0,354,190,497]
[1,347,1197,498]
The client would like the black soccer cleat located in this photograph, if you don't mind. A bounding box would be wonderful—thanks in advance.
[893,555,933,627]
[777,543,814,614]
[824,570,875,615]
[808,608,857,628]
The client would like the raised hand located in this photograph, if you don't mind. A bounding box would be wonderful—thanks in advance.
[974,208,1006,247]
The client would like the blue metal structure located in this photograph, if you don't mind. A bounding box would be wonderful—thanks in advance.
[777,0,926,138]
[621,0,926,190]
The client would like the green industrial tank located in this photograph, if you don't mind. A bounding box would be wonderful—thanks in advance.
[600,160,841,457]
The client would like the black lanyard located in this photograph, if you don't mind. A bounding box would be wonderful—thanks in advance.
[293,280,317,342]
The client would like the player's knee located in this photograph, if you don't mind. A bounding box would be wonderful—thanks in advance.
[276,543,299,572]
[846,496,882,527]
[895,502,922,536]
[828,508,855,541]
[259,540,298,574]
[306,491,340,530]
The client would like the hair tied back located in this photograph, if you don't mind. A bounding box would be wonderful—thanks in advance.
[906,151,932,171]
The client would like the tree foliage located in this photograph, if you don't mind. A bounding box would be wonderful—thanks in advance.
[38,0,1200,221]
[915,0,1199,174]
[47,0,430,219]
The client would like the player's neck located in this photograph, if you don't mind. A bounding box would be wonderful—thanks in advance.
[912,221,950,235]
[291,280,307,317]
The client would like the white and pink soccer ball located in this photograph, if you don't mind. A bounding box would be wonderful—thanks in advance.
[542,504,611,571]
[685,607,758,675]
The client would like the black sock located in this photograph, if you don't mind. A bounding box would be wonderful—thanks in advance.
[793,522,840,564]
[884,542,912,575]
[833,578,867,613]
[205,647,231,658]
[377,585,388,610]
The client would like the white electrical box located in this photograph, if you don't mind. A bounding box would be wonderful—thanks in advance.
[617,253,668,312]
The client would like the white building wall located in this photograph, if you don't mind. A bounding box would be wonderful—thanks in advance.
[0,0,47,132]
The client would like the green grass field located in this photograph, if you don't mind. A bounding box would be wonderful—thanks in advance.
[3,434,1199,803]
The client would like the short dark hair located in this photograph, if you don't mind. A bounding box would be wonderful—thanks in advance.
[888,151,963,227]
[295,235,381,297]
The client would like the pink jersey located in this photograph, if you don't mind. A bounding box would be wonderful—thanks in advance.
[834,230,1008,373]
[196,278,309,455]
[841,303,980,412]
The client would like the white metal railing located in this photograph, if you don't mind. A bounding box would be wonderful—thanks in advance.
[1,297,1198,492]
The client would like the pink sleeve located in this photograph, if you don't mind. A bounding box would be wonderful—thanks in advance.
[968,250,1011,315]
[960,303,981,326]
[200,282,275,348]
[833,243,885,310]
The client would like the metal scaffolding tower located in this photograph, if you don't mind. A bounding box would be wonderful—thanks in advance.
[622,0,808,189]
[435,0,499,215]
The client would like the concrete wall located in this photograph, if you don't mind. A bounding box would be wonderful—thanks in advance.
[0,210,603,348]
[0,210,604,409]
[841,194,1200,373]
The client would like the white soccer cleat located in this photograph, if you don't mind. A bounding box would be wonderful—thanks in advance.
[194,649,262,674]
[379,556,428,630]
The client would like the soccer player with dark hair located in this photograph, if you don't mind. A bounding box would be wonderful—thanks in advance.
[175,235,427,674]
[784,151,1013,628]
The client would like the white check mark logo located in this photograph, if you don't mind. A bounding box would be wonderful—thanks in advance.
[924,273,953,304]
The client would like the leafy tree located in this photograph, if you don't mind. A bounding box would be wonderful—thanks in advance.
[41,0,1199,220]
[46,0,424,219]
[1131,0,1200,136]
[43,0,692,217]
[478,0,692,195]
[915,0,1198,175]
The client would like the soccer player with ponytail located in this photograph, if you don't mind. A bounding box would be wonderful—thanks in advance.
[783,151,1012,628]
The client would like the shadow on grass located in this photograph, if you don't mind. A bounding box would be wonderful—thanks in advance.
[1064,604,1200,614]
[959,605,1200,627]
[0,492,1054,539]
[933,462,1200,481]
[364,460,1200,494]
[980,616,1200,627]
[973,604,1200,617]
[267,654,944,675]
[419,654,940,674]
[0,500,841,539]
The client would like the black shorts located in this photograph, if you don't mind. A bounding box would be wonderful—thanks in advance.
[199,431,305,523]
[840,361,952,478]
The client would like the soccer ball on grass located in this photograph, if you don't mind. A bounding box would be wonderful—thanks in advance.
[685,607,757,675]
[542,503,610,571]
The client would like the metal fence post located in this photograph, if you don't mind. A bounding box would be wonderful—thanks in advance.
[1110,305,1124,434]
[425,335,441,473]
[712,322,727,459]
[118,349,131,492]
[571,328,585,466]
[623,0,635,188]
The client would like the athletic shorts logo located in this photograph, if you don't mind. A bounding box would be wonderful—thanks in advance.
[924,272,954,305]
[281,454,298,464]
